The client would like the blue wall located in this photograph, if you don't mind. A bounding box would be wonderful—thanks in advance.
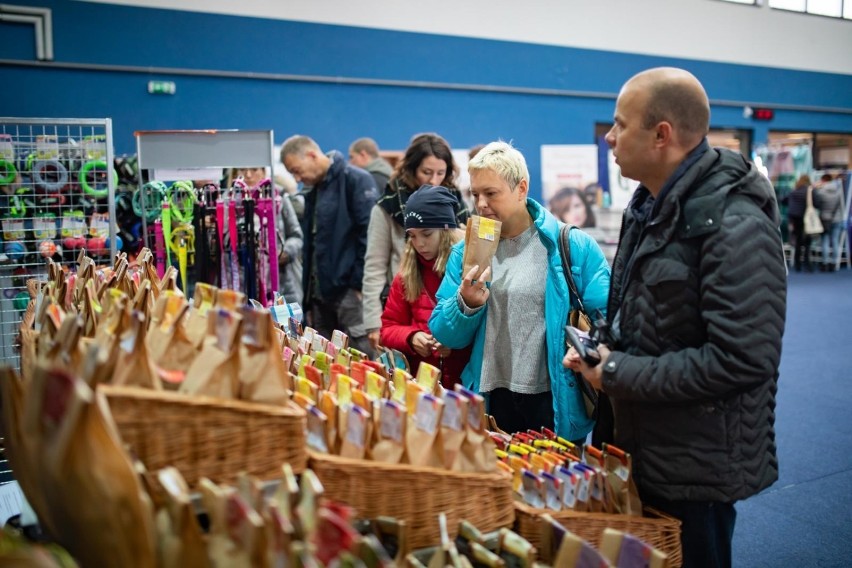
[2,0,851,200]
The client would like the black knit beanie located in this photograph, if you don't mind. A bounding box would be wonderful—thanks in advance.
[403,185,459,230]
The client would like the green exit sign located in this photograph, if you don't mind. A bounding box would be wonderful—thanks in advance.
[147,80,176,95]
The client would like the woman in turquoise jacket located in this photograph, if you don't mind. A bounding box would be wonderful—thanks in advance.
[428,142,610,442]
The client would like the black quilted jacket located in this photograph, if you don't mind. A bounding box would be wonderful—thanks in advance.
[602,147,787,503]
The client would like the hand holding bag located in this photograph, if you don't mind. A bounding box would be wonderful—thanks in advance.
[804,185,824,236]
[558,225,598,419]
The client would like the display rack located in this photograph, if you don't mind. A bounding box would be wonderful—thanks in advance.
[134,129,276,302]
[0,117,117,369]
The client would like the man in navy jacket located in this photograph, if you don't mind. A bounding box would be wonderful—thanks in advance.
[281,135,379,355]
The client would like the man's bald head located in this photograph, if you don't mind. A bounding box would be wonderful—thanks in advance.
[625,67,710,148]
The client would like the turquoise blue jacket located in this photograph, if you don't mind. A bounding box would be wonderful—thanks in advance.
[428,199,611,440]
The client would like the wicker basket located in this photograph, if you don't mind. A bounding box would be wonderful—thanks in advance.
[514,502,682,567]
[99,385,307,497]
[308,452,515,550]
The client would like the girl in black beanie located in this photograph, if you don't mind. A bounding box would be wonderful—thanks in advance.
[379,185,471,388]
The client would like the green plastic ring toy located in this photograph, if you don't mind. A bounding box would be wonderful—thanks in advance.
[0,159,16,185]
[132,181,166,222]
[79,160,118,198]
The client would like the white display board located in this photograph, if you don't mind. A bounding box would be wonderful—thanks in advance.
[540,144,599,204]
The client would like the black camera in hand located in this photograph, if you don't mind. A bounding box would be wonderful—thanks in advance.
[565,325,601,366]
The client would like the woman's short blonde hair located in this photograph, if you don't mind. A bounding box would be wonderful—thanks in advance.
[467,141,529,190]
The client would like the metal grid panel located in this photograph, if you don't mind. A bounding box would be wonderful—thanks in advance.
[0,118,116,370]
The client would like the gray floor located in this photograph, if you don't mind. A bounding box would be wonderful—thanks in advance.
[732,267,852,567]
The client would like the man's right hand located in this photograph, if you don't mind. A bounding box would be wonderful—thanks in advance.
[460,265,492,308]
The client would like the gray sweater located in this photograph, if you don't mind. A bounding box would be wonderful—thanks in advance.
[480,224,550,395]
[815,179,845,224]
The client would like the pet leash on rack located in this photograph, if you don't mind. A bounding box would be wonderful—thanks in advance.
[243,189,257,302]
[153,217,166,279]
[216,188,229,289]
[193,185,208,287]
[253,178,276,306]
[260,180,279,307]
[228,179,244,292]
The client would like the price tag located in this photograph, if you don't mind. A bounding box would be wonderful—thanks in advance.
[478,217,498,241]
[89,213,110,238]
[33,215,57,240]
[441,391,465,431]
[214,309,235,351]
[562,472,578,508]
[81,135,107,160]
[346,405,369,448]
[61,211,86,238]
[306,406,329,453]
[542,472,562,511]
[414,393,443,435]
[35,135,59,159]
[0,135,13,160]
[1,218,25,240]
[379,399,405,443]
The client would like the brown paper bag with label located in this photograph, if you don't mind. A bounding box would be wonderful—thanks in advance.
[455,386,497,473]
[339,404,372,460]
[238,306,291,405]
[28,362,158,567]
[146,292,197,389]
[0,367,60,540]
[603,443,643,516]
[112,311,163,390]
[406,393,445,469]
[184,282,217,349]
[440,391,469,470]
[155,467,209,568]
[372,399,407,464]
[462,215,502,282]
[180,308,243,399]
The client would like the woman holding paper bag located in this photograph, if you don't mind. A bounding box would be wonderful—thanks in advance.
[380,184,471,389]
[429,141,610,443]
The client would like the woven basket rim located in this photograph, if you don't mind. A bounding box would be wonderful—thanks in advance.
[98,383,307,417]
[308,450,512,484]
[513,500,682,529]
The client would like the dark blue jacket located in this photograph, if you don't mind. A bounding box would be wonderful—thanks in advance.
[301,151,378,303]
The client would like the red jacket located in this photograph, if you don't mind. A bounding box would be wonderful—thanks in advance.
[380,256,470,389]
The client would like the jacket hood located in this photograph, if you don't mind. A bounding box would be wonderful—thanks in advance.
[665,147,781,228]
[365,157,393,177]
[323,150,346,183]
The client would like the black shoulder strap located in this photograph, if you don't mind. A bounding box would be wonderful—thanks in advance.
[559,224,585,313]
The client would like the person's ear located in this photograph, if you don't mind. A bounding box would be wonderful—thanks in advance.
[654,122,673,147]
[516,178,529,200]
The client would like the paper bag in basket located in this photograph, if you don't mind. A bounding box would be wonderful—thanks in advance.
[238,306,291,405]
[180,308,243,399]
[0,367,60,540]
[184,282,217,349]
[155,467,208,568]
[146,291,197,388]
[462,215,502,282]
[25,361,157,567]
